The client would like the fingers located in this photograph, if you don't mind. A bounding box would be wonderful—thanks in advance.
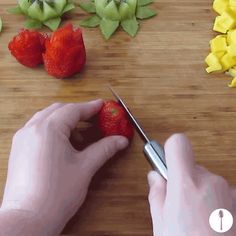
[148,171,166,225]
[79,136,129,176]
[24,103,64,127]
[164,133,195,182]
[47,99,104,136]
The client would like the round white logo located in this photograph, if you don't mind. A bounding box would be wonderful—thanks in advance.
[209,208,233,233]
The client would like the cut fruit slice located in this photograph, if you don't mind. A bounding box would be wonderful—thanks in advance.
[205,53,223,73]
[213,0,229,15]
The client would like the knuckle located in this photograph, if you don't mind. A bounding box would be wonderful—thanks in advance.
[164,133,185,149]
[148,187,158,203]
[44,117,58,130]
[13,128,24,140]
[210,174,228,187]
[52,102,62,107]
[13,124,41,141]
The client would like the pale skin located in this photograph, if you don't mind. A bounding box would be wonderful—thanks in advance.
[0,100,235,236]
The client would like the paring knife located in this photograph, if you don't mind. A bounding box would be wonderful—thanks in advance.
[109,87,168,180]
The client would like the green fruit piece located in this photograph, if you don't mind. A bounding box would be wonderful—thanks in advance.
[25,18,42,29]
[80,15,101,28]
[136,6,156,19]
[95,0,107,18]
[138,0,154,6]
[104,0,120,21]
[8,6,23,14]
[121,17,139,37]
[79,2,96,13]
[28,1,44,21]
[119,2,132,20]
[100,18,119,39]
[18,0,31,14]
[44,17,61,31]
[62,3,75,14]
[127,0,138,15]
[0,17,2,33]
[54,0,67,14]
[43,1,58,21]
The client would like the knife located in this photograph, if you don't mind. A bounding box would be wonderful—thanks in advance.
[109,87,168,180]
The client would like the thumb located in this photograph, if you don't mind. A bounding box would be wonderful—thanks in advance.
[80,136,129,176]
[148,171,166,228]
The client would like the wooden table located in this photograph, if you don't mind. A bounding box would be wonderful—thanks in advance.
[1,0,236,235]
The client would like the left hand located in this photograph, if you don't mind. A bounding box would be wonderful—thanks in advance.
[1,100,129,235]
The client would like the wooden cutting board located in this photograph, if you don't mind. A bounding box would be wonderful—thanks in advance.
[1,0,236,235]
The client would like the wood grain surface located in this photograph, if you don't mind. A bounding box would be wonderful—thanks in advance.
[1,0,236,235]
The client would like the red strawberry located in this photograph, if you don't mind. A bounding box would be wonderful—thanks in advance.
[8,29,46,68]
[43,23,86,79]
[98,100,134,141]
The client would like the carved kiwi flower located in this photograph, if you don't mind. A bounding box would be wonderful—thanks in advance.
[8,0,75,31]
[79,0,156,39]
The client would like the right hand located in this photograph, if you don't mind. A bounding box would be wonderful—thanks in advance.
[148,134,236,236]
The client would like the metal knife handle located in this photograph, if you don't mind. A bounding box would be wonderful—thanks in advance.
[144,140,168,180]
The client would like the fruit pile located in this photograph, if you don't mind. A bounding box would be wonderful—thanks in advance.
[205,0,236,87]
[9,24,86,79]
[8,0,75,31]
[79,0,156,39]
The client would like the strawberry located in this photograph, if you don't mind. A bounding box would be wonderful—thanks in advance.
[43,23,86,79]
[98,100,134,140]
[8,29,46,68]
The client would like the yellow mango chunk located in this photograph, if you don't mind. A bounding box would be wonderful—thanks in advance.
[228,77,236,87]
[227,29,236,44]
[205,53,223,73]
[220,53,236,70]
[227,43,236,56]
[213,8,236,33]
[213,0,229,15]
[210,35,227,58]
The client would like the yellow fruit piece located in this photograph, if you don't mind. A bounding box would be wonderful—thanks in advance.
[210,35,227,58]
[227,43,236,56]
[230,0,236,8]
[228,68,236,76]
[213,0,229,15]
[205,53,223,73]
[228,77,236,87]
[220,53,236,70]
[227,29,236,44]
[213,8,236,33]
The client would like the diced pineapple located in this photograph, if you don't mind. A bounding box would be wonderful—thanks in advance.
[205,53,223,73]
[210,35,227,58]
[227,43,236,56]
[228,67,236,76]
[213,0,229,15]
[228,77,236,87]
[213,8,236,33]
[230,0,236,8]
[220,53,236,70]
[227,29,236,44]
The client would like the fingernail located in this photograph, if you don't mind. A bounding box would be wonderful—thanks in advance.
[148,171,158,188]
[117,137,129,150]
[90,99,103,104]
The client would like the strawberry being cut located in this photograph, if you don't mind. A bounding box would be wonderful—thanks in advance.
[43,23,86,79]
[8,29,46,68]
[98,100,134,141]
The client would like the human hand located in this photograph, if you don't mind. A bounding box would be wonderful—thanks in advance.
[148,134,236,236]
[1,100,129,235]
